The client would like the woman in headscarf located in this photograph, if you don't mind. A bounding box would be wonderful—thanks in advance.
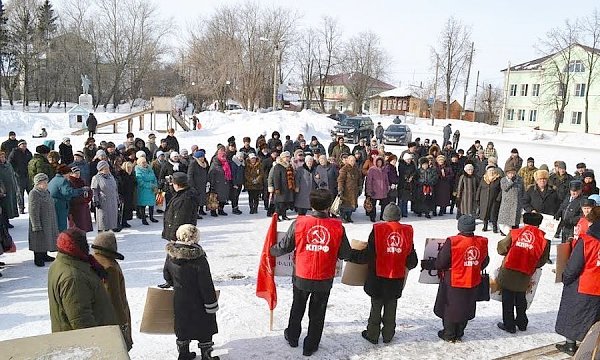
[28,173,59,266]
[207,148,231,217]
[476,165,502,233]
[67,166,93,232]
[294,154,315,216]
[91,161,120,232]
[47,164,87,232]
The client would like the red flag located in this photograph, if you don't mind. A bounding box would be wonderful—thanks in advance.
[256,213,278,310]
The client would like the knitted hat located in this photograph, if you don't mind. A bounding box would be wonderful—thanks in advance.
[63,137,70,142]
[95,149,106,158]
[96,160,109,171]
[18,139,27,146]
[169,151,179,160]
[176,224,199,245]
[36,145,50,155]
[92,231,124,260]
[156,150,165,158]
[457,215,476,233]
[382,203,402,221]
[74,151,84,158]
[180,149,188,156]
[71,166,80,173]
[33,173,48,185]
[117,144,126,151]
[464,164,474,172]
[136,150,146,159]
[8,131,15,136]
[172,172,187,186]
[523,212,543,226]
[570,180,583,191]
[57,228,89,256]
[533,170,549,180]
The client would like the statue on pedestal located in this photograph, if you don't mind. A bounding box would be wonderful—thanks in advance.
[81,74,91,95]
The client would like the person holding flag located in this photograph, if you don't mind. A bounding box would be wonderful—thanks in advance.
[269,189,366,357]
[360,203,418,345]
[496,212,550,333]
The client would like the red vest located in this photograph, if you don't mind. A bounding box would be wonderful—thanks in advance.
[504,226,547,276]
[373,222,414,279]
[578,234,600,296]
[572,217,591,248]
[450,235,488,288]
[294,216,344,280]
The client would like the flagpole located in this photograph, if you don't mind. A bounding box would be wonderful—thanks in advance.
[269,309,274,331]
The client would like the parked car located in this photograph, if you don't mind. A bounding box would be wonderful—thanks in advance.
[328,113,348,122]
[330,116,374,144]
[383,124,412,146]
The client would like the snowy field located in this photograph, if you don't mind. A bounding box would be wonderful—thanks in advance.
[1,108,599,359]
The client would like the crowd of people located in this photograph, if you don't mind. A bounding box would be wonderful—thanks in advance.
[0,125,599,359]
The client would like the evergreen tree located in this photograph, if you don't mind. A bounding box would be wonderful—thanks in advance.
[0,0,8,107]
[35,0,57,108]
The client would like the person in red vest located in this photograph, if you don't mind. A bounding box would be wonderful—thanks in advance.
[496,212,549,333]
[360,203,418,344]
[423,214,489,342]
[555,205,600,356]
[270,188,366,357]
[571,195,600,248]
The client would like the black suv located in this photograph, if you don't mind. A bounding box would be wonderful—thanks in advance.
[330,116,374,144]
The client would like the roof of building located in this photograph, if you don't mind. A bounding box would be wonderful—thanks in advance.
[314,72,395,90]
[502,43,600,72]
[371,87,416,98]
[67,104,92,114]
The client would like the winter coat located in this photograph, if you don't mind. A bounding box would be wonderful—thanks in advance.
[68,176,93,232]
[115,169,136,219]
[476,171,501,222]
[331,144,351,164]
[83,145,97,163]
[134,138,152,159]
[272,160,295,204]
[230,159,244,187]
[549,173,574,203]
[8,147,33,183]
[91,173,119,231]
[337,164,361,209]
[497,176,524,227]
[48,252,116,332]
[497,231,550,292]
[28,154,55,187]
[363,228,418,300]
[162,187,199,241]
[207,160,230,203]
[314,163,338,195]
[165,135,180,153]
[244,159,264,191]
[163,243,219,341]
[135,165,157,207]
[0,162,18,219]
[434,163,454,207]
[375,125,384,139]
[555,223,600,341]
[68,159,91,186]
[483,147,497,160]
[86,114,98,132]
[187,160,208,206]
[443,125,452,143]
[48,174,85,231]
[557,195,585,241]
[504,156,523,174]
[518,166,538,189]
[294,165,315,209]
[59,143,74,165]
[414,167,438,213]
[456,174,479,216]
[473,157,488,179]
[366,165,390,200]
[93,250,133,350]
[147,141,158,159]
[522,185,560,215]
[1,138,18,155]
[398,161,417,201]
[28,187,59,252]
[434,235,489,323]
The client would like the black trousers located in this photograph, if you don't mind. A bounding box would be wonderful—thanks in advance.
[229,184,241,209]
[502,288,528,330]
[248,190,261,211]
[287,285,331,352]
[442,318,467,340]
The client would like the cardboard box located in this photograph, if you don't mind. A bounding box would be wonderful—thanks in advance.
[0,325,129,360]
[555,243,571,283]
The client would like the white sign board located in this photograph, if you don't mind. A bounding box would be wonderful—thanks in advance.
[539,214,560,239]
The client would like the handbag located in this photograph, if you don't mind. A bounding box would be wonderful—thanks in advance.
[476,271,490,302]
[207,192,219,211]
[330,194,342,216]
[363,196,374,214]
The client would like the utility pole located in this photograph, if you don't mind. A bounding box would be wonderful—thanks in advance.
[499,61,511,133]
[431,55,439,126]
[461,42,475,120]
[473,70,480,122]
[273,44,279,111]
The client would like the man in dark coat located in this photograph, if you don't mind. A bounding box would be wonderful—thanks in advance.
[165,128,180,153]
[397,153,417,217]
[134,138,152,159]
[86,113,98,138]
[267,131,282,150]
[270,189,366,357]
[58,137,74,165]
[442,124,452,146]
[8,139,33,213]
[162,173,199,242]
[549,161,573,203]
[522,169,560,216]
[1,131,19,155]
[555,180,585,243]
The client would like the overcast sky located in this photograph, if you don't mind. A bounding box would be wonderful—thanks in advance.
[157,0,595,100]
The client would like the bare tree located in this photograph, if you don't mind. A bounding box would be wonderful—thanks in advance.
[341,31,387,114]
[295,27,318,110]
[432,17,472,119]
[315,16,341,112]
[579,8,600,133]
[476,83,503,124]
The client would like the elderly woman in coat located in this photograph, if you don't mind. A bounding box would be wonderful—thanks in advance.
[244,153,264,214]
[477,166,502,233]
[366,157,390,222]
[67,166,93,232]
[29,173,60,267]
[135,157,158,225]
[272,150,295,221]
[208,148,231,217]
[188,150,209,216]
[294,154,315,216]
[497,165,524,235]
[161,224,220,360]
[115,161,136,228]
[455,163,479,219]
[0,151,18,227]
[337,155,361,223]
[91,161,119,232]
[92,231,133,350]
[434,155,454,216]
[555,208,600,356]
[314,154,338,195]
[48,165,86,232]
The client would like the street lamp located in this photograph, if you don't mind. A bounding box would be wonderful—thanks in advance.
[260,37,280,111]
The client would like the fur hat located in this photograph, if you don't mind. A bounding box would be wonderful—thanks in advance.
[56,164,72,175]
[280,151,291,158]
[172,172,187,186]
[169,151,179,160]
[523,212,543,226]
[56,228,90,257]
[464,164,474,172]
[505,164,517,173]
[583,171,595,180]
[382,203,402,221]
[527,157,534,163]
[176,224,199,245]
[457,215,476,233]
[577,162,586,169]
[570,180,583,191]
[418,157,429,166]
[136,157,147,167]
[582,198,597,208]
[136,150,146,159]
[33,173,48,185]
[96,160,109,171]
[36,145,50,155]
[92,231,124,260]
[402,152,413,161]
[436,155,446,162]
[294,149,304,157]
[534,170,549,180]
[556,161,567,170]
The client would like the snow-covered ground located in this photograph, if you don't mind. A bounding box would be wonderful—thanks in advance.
[0,109,599,359]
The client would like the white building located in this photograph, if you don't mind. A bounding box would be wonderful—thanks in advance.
[501,43,600,133]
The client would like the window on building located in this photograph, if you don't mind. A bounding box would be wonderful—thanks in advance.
[402,100,408,111]
[532,84,540,97]
[506,109,515,121]
[571,111,582,125]
[509,84,517,96]
[575,83,586,97]
[565,60,585,73]
[382,99,388,110]
[520,84,528,96]
[517,109,526,121]
[392,99,397,110]
[529,110,537,122]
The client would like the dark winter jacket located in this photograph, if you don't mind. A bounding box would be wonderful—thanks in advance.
[163,243,219,341]
[556,195,585,241]
[134,138,152,159]
[1,138,19,155]
[456,174,480,217]
[165,135,180,153]
[476,171,502,222]
[115,169,136,218]
[549,173,574,204]
[522,185,560,215]
[162,187,199,241]
[497,231,549,292]
[86,114,98,132]
[231,158,244,187]
[59,142,74,165]
[8,147,33,180]
[83,145,98,163]
[188,160,208,207]
[28,153,55,187]
[398,160,417,201]
[272,159,295,204]
[415,167,438,213]
[208,160,230,203]
[434,163,454,207]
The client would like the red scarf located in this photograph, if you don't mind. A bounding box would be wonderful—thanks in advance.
[218,153,232,181]
[57,233,107,280]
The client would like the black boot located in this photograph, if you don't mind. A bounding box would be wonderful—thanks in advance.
[34,252,45,267]
[482,221,489,232]
[218,205,228,216]
[177,340,196,360]
[198,207,207,216]
[211,210,218,217]
[200,346,219,360]
[492,222,499,233]
[449,205,454,214]
[556,342,577,356]
[232,207,242,215]
[149,206,159,223]
[425,212,431,219]
[121,220,131,228]
[43,254,55,262]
